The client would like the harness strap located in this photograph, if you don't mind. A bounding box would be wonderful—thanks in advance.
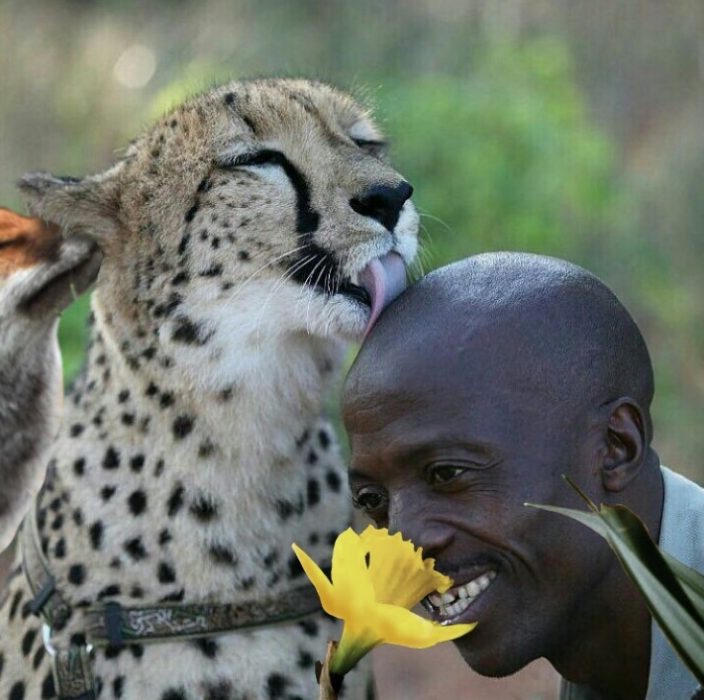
[21,506,323,698]
[83,586,322,647]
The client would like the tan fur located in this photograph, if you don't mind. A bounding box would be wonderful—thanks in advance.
[0,80,418,699]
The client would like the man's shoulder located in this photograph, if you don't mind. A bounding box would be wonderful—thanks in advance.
[659,465,704,566]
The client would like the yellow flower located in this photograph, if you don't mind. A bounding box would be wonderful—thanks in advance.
[292,526,476,675]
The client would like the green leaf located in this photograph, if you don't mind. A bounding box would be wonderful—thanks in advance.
[527,483,704,684]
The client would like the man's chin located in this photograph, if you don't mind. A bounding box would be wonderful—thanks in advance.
[453,634,535,679]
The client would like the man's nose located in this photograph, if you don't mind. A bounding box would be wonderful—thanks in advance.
[349,181,413,232]
[388,500,454,560]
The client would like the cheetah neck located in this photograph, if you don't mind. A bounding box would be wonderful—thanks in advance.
[43,298,351,604]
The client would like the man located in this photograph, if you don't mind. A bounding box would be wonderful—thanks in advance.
[342,252,704,700]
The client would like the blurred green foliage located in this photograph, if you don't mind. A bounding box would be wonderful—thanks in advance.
[376,39,629,269]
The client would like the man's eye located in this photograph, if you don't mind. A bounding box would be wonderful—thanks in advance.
[428,464,466,485]
[352,487,388,514]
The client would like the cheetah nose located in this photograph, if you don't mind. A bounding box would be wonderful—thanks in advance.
[350,181,413,232]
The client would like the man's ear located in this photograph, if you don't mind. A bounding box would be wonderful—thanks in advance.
[17,164,123,243]
[600,398,647,493]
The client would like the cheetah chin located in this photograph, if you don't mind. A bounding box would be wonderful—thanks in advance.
[0,79,418,700]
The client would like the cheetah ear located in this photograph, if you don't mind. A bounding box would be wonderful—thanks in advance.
[17,164,123,242]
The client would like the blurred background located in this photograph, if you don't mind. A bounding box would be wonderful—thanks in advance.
[1,0,702,697]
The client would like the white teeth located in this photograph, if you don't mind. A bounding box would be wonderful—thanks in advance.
[427,570,497,618]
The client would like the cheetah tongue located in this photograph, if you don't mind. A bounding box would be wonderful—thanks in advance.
[359,251,407,337]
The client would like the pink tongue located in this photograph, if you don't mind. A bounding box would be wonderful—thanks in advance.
[359,251,407,336]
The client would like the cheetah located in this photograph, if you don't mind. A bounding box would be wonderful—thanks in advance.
[0,208,101,553]
[0,79,418,699]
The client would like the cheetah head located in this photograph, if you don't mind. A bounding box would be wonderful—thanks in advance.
[18,79,418,389]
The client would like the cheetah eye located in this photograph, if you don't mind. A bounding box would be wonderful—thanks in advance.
[352,139,388,158]
[216,149,285,170]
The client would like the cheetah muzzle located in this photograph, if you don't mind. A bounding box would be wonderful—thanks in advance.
[0,78,418,700]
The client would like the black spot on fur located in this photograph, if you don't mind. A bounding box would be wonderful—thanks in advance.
[267,673,289,699]
[237,250,250,261]
[158,528,171,546]
[32,644,45,670]
[209,544,238,567]
[184,205,199,224]
[298,619,319,637]
[199,263,223,277]
[167,483,185,516]
[21,628,37,656]
[172,317,211,346]
[70,423,85,437]
[224,92,235,106]
[318,430,331,449]
[307,478,320,507]
[73,507,85,524]
[158,562,177,584]
[8,680,25,700]
[121,412,136,426]
[40,673,55,699]
[146,382,159,397]
[104,644,123,659]
[297,649,314,668]
[89,521,104,549]
[192,637,218,659]
[97,584,121,600]
[125,537,148,561]
[130,644,144,660]
[159,392,174,408]
[173,415,194,439]
[130,454,145,472]
[103,446,120,470]
[287,553,304,579]
[189,494,218,522]
[198,440,215,458]
[68,564,86,585]
[9,590,23,620]
[73,458,86,476]
[326,469,342,492]
[118,389,130,403]
[161,689,186,700]
[113,676,125,698]
[55,538,67,558]
[128,490,148,515]
[101,486,117,502]
[172,271,189,286]
[205,680,232,700]
[178,233,191,256]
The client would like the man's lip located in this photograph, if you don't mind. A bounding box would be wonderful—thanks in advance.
[423,569,497,624]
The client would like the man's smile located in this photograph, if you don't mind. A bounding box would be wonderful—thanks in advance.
[423,569,497,623]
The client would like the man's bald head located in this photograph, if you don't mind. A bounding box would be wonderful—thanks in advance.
[346,252,654,442]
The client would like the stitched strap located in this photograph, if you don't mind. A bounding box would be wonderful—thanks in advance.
[52,646,95,700]
[83,584,322,646]
[20,507,72,630]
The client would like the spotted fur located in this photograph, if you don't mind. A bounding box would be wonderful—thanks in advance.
[0,79,418,699]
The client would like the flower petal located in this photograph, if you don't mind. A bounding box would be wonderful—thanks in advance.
[291,543,342,618]
[360,526,454,607]
[371,602,476,649]
[330,528,376,606]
